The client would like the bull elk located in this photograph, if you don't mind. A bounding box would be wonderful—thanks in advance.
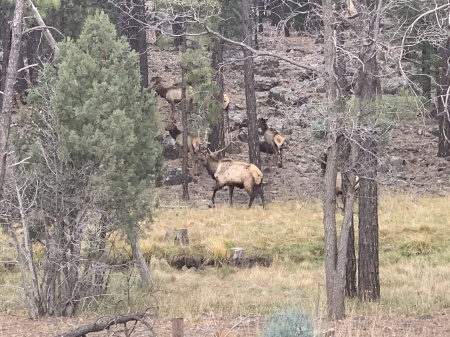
[203,144,265,208]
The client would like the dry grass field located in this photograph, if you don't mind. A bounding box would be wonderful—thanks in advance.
[1,193,450,336]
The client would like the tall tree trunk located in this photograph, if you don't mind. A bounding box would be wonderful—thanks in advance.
[323,143,339,318]
[172,14,183,48]
[209,34,226,155]
[322,0,361,319]
[241,0,260,167]
[437,37,450,158]
[258,0,264,33]
[421,41,432,101]
[322,0,347,320]
[357,140,380,301]
[354,0,381,303]
[118,0,148,88]
[270,0,281,27]
[345,221,357,297]
[181,26,190,200]
[26,0,59,51]
[0,4,14,103]
[339,138,357,298]
[1,0,25,202]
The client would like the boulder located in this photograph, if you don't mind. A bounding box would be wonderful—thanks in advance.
[254,75,280,91]
[164,166,194,186]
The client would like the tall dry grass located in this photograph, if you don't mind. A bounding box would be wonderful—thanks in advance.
[0,193,449,324]
[133,193,450,320]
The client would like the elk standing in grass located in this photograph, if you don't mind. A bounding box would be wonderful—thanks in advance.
[203,145,265,208]
[165,120,202,176]
[258,117,285,168]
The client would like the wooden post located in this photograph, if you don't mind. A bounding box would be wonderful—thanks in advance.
[172,317,184,337]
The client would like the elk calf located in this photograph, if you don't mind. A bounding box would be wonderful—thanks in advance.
[165,121,202,176]
[258,118,285,168]
[203,148,265,208]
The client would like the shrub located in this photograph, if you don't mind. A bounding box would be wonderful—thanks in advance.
[261,306,314,337]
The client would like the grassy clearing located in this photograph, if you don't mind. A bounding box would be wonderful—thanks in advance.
[139,193,450,319]
[1,193,449,322]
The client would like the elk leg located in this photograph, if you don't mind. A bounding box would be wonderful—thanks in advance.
[258,185,265,208]
[193,153,199,176]
[211,182,223,206]
[228,186,235,206]
[247,186,257,208]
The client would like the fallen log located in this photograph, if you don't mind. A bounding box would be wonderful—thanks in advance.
[54,312,150,337]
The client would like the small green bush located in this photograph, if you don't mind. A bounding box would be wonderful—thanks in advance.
[261,306,314,337]
[310,120,326,140]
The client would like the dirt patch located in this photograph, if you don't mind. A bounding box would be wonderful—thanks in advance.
[1,311,450,337]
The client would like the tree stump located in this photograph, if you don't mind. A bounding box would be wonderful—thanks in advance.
[174,228,189,245]
[230,247,245,266]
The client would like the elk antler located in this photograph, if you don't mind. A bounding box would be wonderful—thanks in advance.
[209,142,233,157]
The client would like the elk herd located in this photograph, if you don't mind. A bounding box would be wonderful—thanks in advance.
[152,76,359,209]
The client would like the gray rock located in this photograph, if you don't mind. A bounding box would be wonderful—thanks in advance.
[296,68,314,81]
[254,76,280,91]
[389,156,406,173]
[428,126,439,137]
[164,166,194,186]
[238,128,249,142]
[383,76,408,95]
[268,87,309,107]
[157,134,179,160]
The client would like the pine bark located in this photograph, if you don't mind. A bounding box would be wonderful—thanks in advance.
[437,37,450,157]
[181,27,190,200]
[1,0,25,203]
[354,0,380,302]
[241,0,260,167]
[209,33,226,155]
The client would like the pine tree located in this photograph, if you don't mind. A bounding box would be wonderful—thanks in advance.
[53,9,163,245]
[9,11,163,315]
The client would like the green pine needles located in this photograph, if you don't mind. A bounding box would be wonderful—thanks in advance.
[52,10,163,235]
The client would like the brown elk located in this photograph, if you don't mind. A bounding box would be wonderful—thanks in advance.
[319,152,360,208]
[258,117,285,168]
[203,145,265,208]
[151,76,192,118]
[151,76,230,117]
[165,120,202,176]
